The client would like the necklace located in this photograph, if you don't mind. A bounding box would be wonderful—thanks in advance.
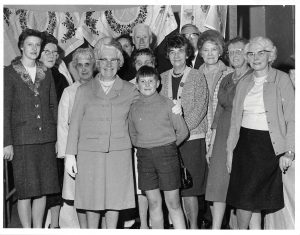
[172,66,186,78]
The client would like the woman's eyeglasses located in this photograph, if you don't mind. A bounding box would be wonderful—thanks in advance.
[226,49,244,56]
[97,58,119,65]
[43,50,58,57]
[246,50,271,59]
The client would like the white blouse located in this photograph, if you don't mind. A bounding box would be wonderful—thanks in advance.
[242,75,269,130]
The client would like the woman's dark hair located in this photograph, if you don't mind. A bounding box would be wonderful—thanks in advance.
[116,34,134,47]
[165,34,194,62]
[17,28,43,54]
[40,31,65,60]
[136,65,159,82]
[224,36,249,62]
[131,48,157,67]
[197,29,225,56]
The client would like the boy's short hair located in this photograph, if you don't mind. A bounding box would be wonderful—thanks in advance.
[136,66,159,83]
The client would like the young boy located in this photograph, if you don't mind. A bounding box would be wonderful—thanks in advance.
[128,66,188,229]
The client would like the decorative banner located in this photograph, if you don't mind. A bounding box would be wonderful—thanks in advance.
[180,5,227,37]
[3,5,177,65]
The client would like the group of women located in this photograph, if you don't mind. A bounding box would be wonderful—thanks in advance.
[4,24,294,229]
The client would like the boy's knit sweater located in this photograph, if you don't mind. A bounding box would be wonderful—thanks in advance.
[128,92,188,148]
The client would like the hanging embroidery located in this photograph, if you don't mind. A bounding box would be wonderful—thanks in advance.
[85,11,99,35]
[61,12,77,43]
[46,11,57,35]
[16,9,28,30]
[105,6,148,35]
[4,8,12,26]
[201,6,210,13]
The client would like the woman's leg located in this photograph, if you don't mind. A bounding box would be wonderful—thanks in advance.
[236,208,252,229]
[86,210,100,228]
[211,201,226,229]
[249,212,261,229]
[77,209,88,228]
[138,194,149,229]
[32,196,46,228]
[105,210,119,228]
[182,196,198,229]
[17,199,31,228]
[164,189,186,229]
[145,189,164,229]
[49,205,61,228]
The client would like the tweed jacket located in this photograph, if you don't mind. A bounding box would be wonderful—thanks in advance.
[227,67,295,155]
[65,76,139,154]
[160,68,209,139]
[4,57,57,147]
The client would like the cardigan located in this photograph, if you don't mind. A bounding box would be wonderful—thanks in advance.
[65,76,139,154]
[128,92,188,148]
[160,68,208,139]
[4,58,57,146]
[227,67,295,155]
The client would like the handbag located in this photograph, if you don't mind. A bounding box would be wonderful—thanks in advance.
[178,152,193,189]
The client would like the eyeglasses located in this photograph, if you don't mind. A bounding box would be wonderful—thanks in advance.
[246,50,271,59]
[97,58,119,65]
[227,49,244,56]
[183,33,199,39]
[43,50,58,57]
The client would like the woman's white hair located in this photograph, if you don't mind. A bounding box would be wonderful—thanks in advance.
[94,37,124,68]
[244,36,277,63]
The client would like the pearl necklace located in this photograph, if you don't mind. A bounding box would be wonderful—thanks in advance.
[172,67,186,78]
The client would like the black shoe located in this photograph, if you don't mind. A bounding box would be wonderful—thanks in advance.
[48,224,60,229]
[129,221,141,229]
[200,219,212,229]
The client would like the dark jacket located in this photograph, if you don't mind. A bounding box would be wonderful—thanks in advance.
[4,58,58,147]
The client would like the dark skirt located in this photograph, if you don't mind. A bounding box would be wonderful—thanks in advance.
[12,142,60,200]
[226,127,284,211]
[179,138,208,196]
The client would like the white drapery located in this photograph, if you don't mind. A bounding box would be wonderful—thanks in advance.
[4,5,177,66]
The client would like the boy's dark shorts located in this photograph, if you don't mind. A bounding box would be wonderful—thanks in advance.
[136,142,181,191]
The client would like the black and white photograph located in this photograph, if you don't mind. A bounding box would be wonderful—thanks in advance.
[2,2,296,233]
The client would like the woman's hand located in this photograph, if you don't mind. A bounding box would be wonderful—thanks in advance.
[3,145,14,161]
[279,152,294,173]
[226,151,233,173]
[206,145,213,165]
[172,99,182,115]
[65,154,77,178]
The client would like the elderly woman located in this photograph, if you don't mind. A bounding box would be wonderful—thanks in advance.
[160,34,209,229]
[205,37,252,229]
[4,28,60,227]
[198,30,233,150]
[57,48,96,228]
[39,31,73,229]
[64,38,139,228]
[226,36,295,229]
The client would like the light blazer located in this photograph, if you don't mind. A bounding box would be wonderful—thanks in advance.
[57,81,81,158]
[4,58,57,146]
[160,68,209,139]
[227,67,295,156]
[65,76,139,154]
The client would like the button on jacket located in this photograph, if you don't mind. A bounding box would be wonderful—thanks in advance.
[227,67,295,155]
[4,59,58,147]
[66,76,139,154]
